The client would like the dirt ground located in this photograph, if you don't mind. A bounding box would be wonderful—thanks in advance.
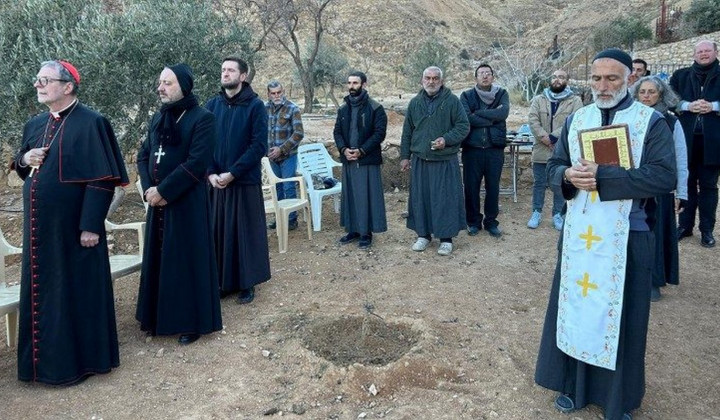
[1,113,719,420]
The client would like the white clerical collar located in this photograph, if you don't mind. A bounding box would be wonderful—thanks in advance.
[51,99,78,119]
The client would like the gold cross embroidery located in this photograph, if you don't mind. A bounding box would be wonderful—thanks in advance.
[579,225,602,250]
[576,273,598,297]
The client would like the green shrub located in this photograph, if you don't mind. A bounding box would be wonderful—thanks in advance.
[0,0,255,152]
[683,0,720,35]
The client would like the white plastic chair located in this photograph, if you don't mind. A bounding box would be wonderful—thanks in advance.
[296,143,342,232]
[0,226,21,347]
[105,179,146,283]
[261,157,312,253]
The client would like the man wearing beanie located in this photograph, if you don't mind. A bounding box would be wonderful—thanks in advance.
[534,48,676,420]
[13,60,128,385]
[206,56,270,304]
[136,63,222,345]
[671,40,720,248]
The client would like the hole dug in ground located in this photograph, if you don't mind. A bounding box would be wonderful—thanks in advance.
[302,316,420,367]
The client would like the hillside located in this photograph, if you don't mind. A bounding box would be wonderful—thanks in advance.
[252,0,680,96]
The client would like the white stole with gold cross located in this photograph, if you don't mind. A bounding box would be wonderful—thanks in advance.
[556,101,653,370]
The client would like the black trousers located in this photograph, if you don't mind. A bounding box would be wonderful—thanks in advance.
[679,134,720,233]
[462,147,504,229]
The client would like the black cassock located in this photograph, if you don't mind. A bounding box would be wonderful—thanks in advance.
[13,102,128,385]
[206,88,271,293]
[136,105,222,336]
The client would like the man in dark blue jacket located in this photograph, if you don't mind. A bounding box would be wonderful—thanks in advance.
[459,64,510,237]
[333,71,388,249]
[671,40,720,248]
[206,56,271,303]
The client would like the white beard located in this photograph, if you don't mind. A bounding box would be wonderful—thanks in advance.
[592,83,628,109]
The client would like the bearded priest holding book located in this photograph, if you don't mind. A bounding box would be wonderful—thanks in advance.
[534,49,676,420]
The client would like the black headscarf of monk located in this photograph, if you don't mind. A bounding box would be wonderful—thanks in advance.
[154,63,199,146]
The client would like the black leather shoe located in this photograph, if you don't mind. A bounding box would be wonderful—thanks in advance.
[677,227,693,240]
[288,220,298,231]
[339,232,360,244]
[237,287,255,304]
[467,225,480,236]
[178,333,200,345]
[358,234,372,249]
[487,225,502,238]
[267,221,276,229]
[701,231,716,248]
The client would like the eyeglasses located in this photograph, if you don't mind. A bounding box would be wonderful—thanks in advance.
[33,77,70,87]
[476,71,493,77]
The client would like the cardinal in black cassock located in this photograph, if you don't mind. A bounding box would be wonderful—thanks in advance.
[136,64,222,345]
[13,60,128,385]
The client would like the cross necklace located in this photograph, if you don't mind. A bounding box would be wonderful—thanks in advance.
[154,110,187,164]
[30,100,79,177]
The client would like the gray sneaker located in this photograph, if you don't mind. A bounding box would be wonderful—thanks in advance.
[412,237,430,251]
[553,213,564,231]
[527,210,542,229]
[437,242,453,256]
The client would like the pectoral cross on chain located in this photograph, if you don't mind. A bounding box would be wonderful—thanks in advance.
[154,145,166,164]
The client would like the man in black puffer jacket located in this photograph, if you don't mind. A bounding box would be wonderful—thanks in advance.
[460,64,510,238]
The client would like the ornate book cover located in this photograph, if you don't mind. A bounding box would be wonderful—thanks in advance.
[578,124,633,168]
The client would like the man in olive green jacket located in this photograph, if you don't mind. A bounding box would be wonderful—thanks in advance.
[400,66,470,256]
[527,69,584,230]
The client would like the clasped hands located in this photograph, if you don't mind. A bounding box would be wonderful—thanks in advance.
[144,186,167,207]
[208,172,235,189]
[688,99,714,114]
[564,159,598,191]
[343,148,362,161]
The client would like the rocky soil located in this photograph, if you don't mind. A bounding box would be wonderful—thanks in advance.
[0,115,718,419]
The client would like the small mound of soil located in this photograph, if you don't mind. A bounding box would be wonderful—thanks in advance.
[302,316,420,367]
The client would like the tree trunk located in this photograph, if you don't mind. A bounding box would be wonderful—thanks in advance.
[301,72,315,113]
[328,83,340,108]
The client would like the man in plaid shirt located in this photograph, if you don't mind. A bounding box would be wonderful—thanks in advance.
[266,80,304,229]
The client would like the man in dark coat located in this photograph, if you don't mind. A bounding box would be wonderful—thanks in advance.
[670,40,720,248]
[459,64,510,237]
[13,60,128,385]
[206,56,270,304]
[333,71,388,249]
[136,63,222,345]
[535,49,676,420]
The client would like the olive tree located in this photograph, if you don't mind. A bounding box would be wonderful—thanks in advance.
[402,36,451,89]
[0,0,256,152]
[309,41,349,108]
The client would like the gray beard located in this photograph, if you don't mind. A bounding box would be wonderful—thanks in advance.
[592,84,628,109]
